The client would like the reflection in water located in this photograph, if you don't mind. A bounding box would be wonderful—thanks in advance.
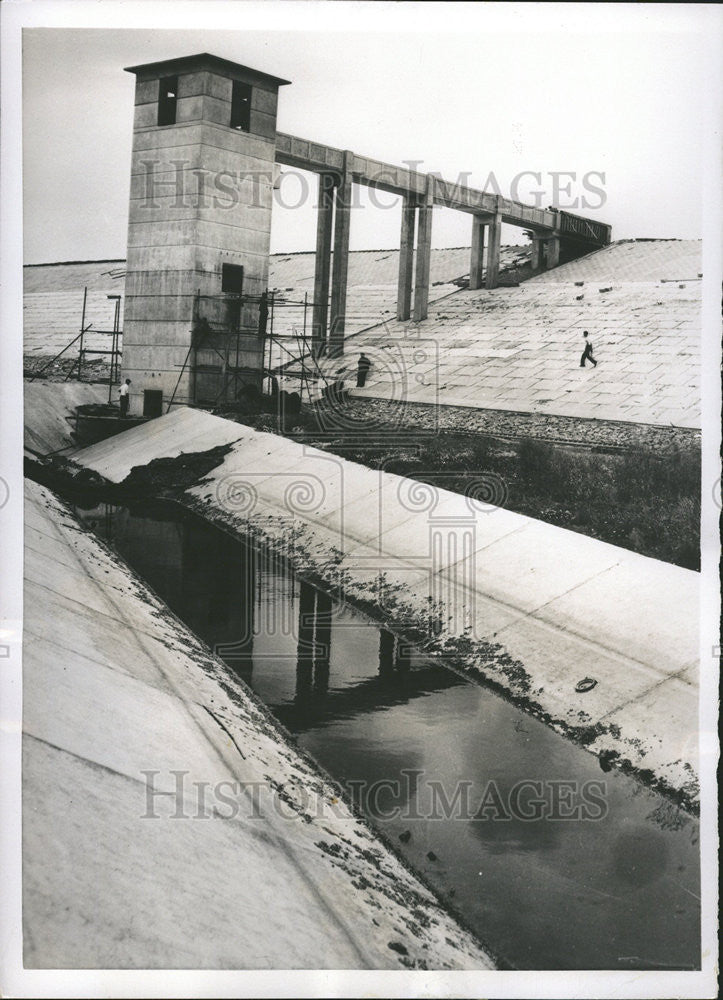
[76,500,701,972]
[612,827,670,888]
[296,582,332,703]
[378,629,411,676]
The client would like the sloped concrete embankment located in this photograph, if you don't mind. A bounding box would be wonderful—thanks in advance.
[72,408,700,811]
[24,478,497,970]
[24,381,110,456]
[347,240,702,431]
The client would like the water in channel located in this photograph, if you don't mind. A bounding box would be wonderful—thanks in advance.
[74,499,700,971]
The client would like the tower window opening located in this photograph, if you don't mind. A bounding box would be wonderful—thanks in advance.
[158,75,178,126]
[222,263,244,294]
[230,81,252,131]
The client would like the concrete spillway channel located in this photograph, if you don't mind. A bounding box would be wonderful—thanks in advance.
[24,406,700,969]
[24,479,497,969]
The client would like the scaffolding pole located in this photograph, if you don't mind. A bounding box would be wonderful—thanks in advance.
[78,287,87,381]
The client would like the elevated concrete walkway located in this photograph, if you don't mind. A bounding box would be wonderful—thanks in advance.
[23,477,495,969]
[74,409,700,806]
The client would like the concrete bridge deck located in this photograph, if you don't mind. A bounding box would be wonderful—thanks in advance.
[23,476,495,969]
[275,133,610,242]
[73,409,700,807]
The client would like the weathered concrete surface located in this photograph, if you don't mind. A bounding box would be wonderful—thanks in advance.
[71,405,245,479]
[23,381,109,456]
[532,238,702,283]
[23,477,496,970]
[22,246,531,365]
[266,245,528,365]
[73,409,700,807]
[347,240,701,429]
[123,57,284,407]
[24,260,125,358]
[24,241,700,429]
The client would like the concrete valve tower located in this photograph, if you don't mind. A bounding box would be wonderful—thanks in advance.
[123,54,290,412]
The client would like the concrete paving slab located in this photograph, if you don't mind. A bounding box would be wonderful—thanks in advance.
[23,626,175,697]
[376,495,527,566]
[455,520,623,616]
[330,470,421,549]
[345,241,700,428]
[24,553,136,619]
[418,571,527,640]
[537,560,698,673]
[490,614,670,724]
[24,646,231,796]
[23,738,372,969]
[593,674,699,794]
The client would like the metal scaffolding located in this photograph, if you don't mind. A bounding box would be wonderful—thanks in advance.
[28,287,123,396]
[261,290,336,406]
[166,289,334,412]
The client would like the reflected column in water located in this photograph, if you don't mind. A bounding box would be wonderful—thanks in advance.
[378,629,411,680]
[296,582,332,703]
[313,590,332,695]
[184,526,256,676]
[378,629,395,679]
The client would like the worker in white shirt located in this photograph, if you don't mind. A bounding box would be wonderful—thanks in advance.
[119,378,132,417]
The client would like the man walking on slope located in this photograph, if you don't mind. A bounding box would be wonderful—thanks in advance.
[580,330,597,368]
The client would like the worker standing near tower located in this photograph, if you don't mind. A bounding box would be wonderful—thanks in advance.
[357,352,372,387]
[119,378,132,417]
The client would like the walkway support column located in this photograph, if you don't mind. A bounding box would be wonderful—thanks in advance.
[485,210,502,289]
[546,236,560,270]
[328,152,353,357]
[469,215,486,290]
[531,237,543,272]
[312,173,335,356]
[413,178,434,322]
[397,196,416,320]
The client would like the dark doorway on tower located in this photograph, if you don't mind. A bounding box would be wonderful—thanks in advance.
[222,263,244,294]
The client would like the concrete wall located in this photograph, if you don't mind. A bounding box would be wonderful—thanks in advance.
[123,65,281,410]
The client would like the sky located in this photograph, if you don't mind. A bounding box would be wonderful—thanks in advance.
[18,3,722,264]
